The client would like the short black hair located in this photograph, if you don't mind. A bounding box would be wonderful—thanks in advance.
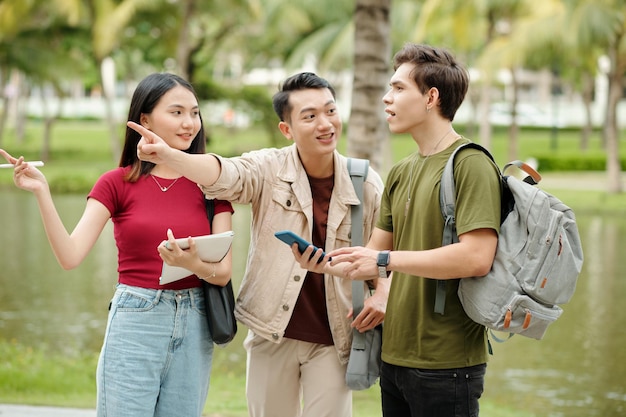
[272,72,336,123]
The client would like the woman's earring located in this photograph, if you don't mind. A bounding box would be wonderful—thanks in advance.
[426,106,431,113]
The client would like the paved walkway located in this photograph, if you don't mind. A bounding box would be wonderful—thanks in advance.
[0,404,95,417]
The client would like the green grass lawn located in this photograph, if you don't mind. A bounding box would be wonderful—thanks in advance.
[0,339,533,417]
[0,340,98,409]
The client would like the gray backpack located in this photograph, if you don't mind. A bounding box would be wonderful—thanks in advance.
[437,143,584,340]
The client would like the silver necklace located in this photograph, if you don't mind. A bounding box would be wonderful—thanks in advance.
[150,174,180,192]
[404,129,455,216]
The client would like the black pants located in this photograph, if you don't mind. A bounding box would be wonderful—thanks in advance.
[380,361,486,417]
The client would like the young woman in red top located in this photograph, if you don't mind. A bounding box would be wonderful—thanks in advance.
[0,73,233,417]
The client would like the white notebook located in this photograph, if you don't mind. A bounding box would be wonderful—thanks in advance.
[159,231,234,284]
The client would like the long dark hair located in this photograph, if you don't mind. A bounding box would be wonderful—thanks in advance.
[119,73,206,181]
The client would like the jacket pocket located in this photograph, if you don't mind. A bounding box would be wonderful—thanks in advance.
[335,223,352,246]
[271,186,302,213]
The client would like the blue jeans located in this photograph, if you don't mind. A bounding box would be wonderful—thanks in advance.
[380,361,486,417]
[96,284,213,417]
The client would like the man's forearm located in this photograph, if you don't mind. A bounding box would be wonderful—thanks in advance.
[165,151,221,187]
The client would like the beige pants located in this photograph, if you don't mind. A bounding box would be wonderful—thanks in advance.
[244,330,352,417]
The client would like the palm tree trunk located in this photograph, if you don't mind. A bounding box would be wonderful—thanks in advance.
[478,81,493,151]
[0,96,9,147]
[347,0,391,173]
[99,58,121,162]
[15,80,28,144]
[0,68,8,146]
[508,68,520,163]
[605,44,623,194]
[175,0,196,81]
[580,72,594,151]
[465,87,479,139]
[39,84,64,162]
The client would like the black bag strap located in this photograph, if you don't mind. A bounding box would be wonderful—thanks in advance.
[204,198,215,226]
[347,157,369,350]
[205,198,215,225]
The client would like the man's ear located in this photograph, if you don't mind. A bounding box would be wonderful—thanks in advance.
[427,87,440,107]
[278,121,293,140]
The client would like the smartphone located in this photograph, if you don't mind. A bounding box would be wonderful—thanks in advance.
[274,230,330,263]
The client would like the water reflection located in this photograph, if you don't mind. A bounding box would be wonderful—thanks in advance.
[0,190,624,416]
[1,192,118,355]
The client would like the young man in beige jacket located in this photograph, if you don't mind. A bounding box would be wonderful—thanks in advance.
[129,72,387,417]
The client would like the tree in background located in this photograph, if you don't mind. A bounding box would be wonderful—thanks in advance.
[0,0,624,190]
[0,0,93,154]
[84,0,164,160]
[477,0,555,162]
[564,0,625,193]
[347,0,391,172]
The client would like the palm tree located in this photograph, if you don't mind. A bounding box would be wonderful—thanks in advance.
[163,0,262,83]
[249,0,354,72]
[84,0,164,160]
[0,0,44,145]
[476,0,570,162]
[404,0,514,152]
[0,0,91,149]
[564,0,625,193]
[347,0,392,171]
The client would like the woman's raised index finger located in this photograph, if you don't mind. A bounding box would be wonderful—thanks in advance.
[126,121,155,143]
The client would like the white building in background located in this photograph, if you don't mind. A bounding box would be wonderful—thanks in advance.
[8,55,626,128]
[455,61,626,128]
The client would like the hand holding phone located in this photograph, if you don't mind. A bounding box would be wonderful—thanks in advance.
[274,230,330,263]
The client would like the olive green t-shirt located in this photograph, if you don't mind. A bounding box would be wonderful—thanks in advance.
[377,139,501,369]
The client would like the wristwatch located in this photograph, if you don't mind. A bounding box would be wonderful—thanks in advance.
[377,250,391,278]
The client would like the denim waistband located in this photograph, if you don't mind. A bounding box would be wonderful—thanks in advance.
[116,283,204,302]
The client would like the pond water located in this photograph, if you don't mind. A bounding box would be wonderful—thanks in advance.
[0,190,624,416]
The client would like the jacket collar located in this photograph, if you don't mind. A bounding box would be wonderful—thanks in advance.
[277,144,361,207]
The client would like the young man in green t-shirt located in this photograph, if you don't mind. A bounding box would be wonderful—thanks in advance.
[298,43,502,416]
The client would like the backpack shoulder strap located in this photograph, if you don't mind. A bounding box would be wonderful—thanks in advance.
[347,157,369,247]
[435,143,498,315]
[347,157,369,349]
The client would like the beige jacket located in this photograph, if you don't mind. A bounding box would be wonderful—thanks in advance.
[202,144,383,364]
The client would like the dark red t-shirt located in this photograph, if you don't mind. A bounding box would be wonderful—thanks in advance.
[284,175,334,345]
[88,167,233,290]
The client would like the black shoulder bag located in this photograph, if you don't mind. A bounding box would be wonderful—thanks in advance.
[203,199,237,346]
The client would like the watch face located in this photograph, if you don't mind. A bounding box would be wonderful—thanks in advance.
[377,250,389,266]
[377,251,390,278]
